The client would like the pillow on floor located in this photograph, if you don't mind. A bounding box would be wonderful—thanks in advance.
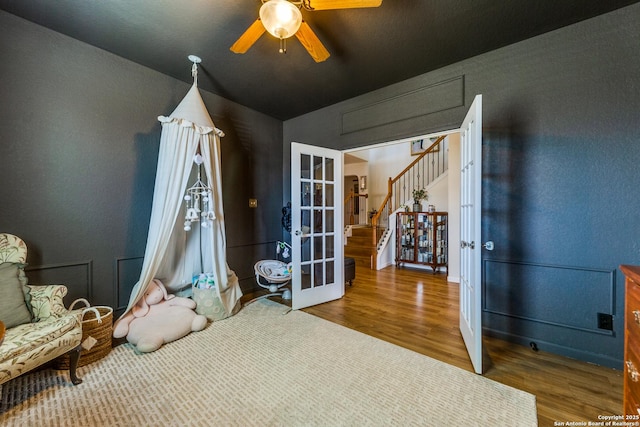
[0,262,32,328]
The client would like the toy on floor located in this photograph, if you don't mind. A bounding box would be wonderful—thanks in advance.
[244,241,292,306]
[113,279,207,353]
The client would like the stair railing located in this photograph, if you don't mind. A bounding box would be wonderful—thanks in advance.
[370,135,447,268]
[344,190,368,225]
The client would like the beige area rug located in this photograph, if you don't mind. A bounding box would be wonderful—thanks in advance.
[1,299,537,426]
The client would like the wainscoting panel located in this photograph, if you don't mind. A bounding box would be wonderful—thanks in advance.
[115,256,144,311]
[26,261,92,306]
[341,75,464,135]
[484,260,615,335]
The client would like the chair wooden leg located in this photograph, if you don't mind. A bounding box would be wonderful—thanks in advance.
[68,344,83,385]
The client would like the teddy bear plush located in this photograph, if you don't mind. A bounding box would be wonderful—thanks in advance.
[113,279,208,353]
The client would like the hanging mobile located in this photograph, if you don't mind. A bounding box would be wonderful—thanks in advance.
[184,153,215,231]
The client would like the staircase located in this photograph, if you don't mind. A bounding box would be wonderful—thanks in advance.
[345,225,385,268]
[366,135,448,270]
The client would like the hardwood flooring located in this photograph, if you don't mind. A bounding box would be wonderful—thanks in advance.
[243,265,622,426]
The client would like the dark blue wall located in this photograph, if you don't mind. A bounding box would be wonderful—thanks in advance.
[476,7,640,367]
[0,11,283,313]
[284,4,640,368]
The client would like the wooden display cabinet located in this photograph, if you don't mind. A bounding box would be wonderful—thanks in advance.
[396,211,448,273]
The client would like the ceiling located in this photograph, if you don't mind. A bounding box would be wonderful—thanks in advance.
[1,0,637,121]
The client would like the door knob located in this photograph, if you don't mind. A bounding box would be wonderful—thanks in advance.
[461,241,493,250]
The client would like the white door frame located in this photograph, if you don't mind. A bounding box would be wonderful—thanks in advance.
[291,97,484,374]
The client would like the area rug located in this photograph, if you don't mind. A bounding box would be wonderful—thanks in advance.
[1,299,537,426]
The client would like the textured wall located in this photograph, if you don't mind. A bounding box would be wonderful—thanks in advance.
[0,11,282,313]
[284,4,640,368]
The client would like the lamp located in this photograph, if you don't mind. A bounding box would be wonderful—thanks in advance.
[360,176,367,190]
[259,0,302,53]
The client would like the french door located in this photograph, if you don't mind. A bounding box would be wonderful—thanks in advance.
[290,142,344,310]
[459,94,484,374]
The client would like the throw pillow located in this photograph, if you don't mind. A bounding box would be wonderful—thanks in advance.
[0,262,32,328]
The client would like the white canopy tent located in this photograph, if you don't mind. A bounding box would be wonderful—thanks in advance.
[115,68,242,328]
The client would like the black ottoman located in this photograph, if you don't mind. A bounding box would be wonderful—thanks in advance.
[345,257,355,286]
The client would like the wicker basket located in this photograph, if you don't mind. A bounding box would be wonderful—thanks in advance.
[55,299,113,369]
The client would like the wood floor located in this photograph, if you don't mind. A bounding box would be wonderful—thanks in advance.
[245,265,623,426]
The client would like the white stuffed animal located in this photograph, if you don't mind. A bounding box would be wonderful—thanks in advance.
[113,279,207,353]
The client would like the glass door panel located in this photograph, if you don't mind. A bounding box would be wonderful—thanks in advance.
[291,143,344,310]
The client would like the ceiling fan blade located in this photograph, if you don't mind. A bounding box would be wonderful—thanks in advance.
[230,19,266,54]
[295,22,330,63]
[304,0,382,10]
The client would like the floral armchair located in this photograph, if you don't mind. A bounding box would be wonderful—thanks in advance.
[0,233,83,385]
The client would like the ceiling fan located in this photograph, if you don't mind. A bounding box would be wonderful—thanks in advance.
[230,0,382,63]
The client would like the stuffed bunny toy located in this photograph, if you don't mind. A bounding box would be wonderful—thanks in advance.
[113,279,207,352]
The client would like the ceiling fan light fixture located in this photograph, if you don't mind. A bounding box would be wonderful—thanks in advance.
[260,0,302,39]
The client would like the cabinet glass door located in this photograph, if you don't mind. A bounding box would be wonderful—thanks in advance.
[398,213,415,262]
[436,214,448,266]
[416,213,428,264]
